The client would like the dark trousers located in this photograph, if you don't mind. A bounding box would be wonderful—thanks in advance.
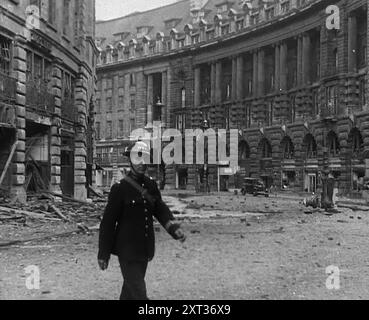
[118,258,149,300]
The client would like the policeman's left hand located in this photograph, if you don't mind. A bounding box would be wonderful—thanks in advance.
[175,228,186,243]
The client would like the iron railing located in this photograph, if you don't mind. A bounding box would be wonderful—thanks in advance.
[26,79,55,115]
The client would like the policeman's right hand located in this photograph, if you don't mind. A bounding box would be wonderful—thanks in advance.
[98,259,109,271]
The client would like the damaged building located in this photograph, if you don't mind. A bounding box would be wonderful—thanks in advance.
[96,0,369,197]
[0,0,97,202]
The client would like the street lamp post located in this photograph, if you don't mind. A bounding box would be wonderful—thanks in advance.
[154,97,164,186]
[201,118,210,193]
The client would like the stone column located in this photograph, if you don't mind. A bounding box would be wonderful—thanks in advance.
[280,42,288,91]
[194,66,201,108]
[113,74,119,110]
[297,35,303,86]
[74,66,89,201]
[257,49,265,97]
[11,35,27,203]
[236,55,244,100]
[252,50,258,97]
[166,69,172,128]
[302,33,311,84]
[348,15,357,73]
[147,74,153,126]
[50,58,63,195]
[210,62,216,104]
[215,61,222,103]
[161,71,167,127]
[275,44,280,92]
[231,57,237,101]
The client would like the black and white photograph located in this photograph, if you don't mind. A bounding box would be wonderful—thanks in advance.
[1,0,369,303]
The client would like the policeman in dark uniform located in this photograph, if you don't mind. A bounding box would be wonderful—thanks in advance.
[98,141,186,300]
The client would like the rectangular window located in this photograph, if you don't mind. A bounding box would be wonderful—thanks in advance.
[243,54,253,97]
[96,99,101,113]
[359,77,366,108]
[130,118,135,132]
[130,73,136,87]
[63,0,71,35]
[130,94,136,111]
[0,36,12,75]
[26,50,53,90]
[326,86,338,115]
[312,89,319,116]
[118,75,125,88]
[200,64,211,105]
[221,59,232,102]
[48,0,56,24]
[181,88,186,108]
[290,95,296,122]
[118,95,124,108]
[106,97,112,112]
[118,120,124,137]
[95,122,101,140]
[106,121,112,139]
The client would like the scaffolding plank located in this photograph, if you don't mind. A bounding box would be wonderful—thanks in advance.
[0,141,18,187]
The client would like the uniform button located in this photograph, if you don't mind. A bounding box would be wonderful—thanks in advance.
[145,233,148,237]
[132,200,135,204]
[145,217,148,221]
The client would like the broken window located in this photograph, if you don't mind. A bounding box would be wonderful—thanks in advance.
[0,36,12,75]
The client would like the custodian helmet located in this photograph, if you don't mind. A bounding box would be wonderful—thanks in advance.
[124,141,151,163]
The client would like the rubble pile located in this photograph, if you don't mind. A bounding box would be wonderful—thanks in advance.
[0,192,107,228]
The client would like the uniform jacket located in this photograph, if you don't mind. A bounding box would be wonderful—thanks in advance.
[98,173,174,262]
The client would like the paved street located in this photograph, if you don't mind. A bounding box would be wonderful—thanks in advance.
[1,193,369,300]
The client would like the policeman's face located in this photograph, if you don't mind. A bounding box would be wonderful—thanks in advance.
[131,162,147,175]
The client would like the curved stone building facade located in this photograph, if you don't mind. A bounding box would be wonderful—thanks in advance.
[95,0,369,197]
[0,0,97,202]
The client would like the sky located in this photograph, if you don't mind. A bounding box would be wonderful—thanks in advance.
[96,0,180,21]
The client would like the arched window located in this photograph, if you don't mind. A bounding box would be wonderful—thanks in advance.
[281,136,294,159]
[259,138,272,158]
[327,131,340,157]
[303,134,317,159]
